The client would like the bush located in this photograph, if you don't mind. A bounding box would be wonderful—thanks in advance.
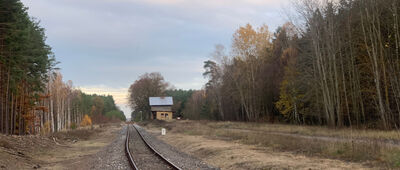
[80,114,92,127]
[70,123,77,130]
[42,122,51,134]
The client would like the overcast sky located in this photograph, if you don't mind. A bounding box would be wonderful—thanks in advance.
[21,0,290,118]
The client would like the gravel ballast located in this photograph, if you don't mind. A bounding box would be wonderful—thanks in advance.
[128,125,173,170]
[134,124,218,170]
[89,126,131,170]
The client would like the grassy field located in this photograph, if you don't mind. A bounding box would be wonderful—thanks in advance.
[140,120,400,168]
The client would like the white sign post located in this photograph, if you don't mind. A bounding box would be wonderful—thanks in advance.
[161,128,166,135]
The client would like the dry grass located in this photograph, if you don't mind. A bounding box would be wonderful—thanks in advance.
[50,128,101,141]
[140,120,400,168]
[205,121,400,141]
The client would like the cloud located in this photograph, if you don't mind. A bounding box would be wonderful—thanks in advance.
[174,77,207,90]
[131,0,285,9]
[22,0,289,50]
[21,0,290,108]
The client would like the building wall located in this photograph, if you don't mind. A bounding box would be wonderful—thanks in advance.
[151,106,172,112]
[156,111,173,120]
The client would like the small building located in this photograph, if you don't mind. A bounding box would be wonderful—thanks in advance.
[149,97,173,120]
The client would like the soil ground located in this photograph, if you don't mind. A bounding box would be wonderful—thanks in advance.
[1,120,398,169]
[140,120,391,170]
[0,123,122,170]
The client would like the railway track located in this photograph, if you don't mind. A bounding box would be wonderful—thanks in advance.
[125,124,181,170]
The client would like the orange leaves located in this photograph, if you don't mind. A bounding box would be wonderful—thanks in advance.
[23,110,35,134]
[38,94,51,100]
[80,114,92,127]
[35,106,48,112]
[232,23,272,59]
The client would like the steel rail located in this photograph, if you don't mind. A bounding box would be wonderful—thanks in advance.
[125,125,139,170]
[126,124,182,170]
[132,124,182,170]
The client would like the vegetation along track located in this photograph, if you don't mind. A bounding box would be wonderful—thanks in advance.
[125,124,181,170]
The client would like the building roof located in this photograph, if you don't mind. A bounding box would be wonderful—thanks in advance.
[149,96,173,106]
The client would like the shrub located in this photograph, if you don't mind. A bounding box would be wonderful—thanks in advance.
[80,114,92,127]
[70,123,77,130]
[42,122,51,134]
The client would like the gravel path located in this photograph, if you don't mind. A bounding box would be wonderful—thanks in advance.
[128,125,173,170]
[134,124,218,170]
[89,125,131,170]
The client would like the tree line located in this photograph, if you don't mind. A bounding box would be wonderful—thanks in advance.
[39,72,125,134]
[0,0,125,135]
[127,0,400,129]
[183,0,400,129]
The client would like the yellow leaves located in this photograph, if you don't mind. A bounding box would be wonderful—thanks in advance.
[80,114,92,127]
[276,80,292,116]
[276,65,304,120]
[43,122,51,134]
[232,23,272,58]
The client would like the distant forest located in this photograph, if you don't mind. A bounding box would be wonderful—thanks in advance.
[130,0,400,129]
[0,1,125,135]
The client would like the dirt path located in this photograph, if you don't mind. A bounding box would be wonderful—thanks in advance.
[37,124,123,169]
[146,127,371,170]
[0,123,127,170]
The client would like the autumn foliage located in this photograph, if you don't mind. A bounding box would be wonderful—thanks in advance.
[128,72,169,120]
[183,0,400,129]
[80,114,92,127]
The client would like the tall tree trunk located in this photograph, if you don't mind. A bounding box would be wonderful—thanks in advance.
[0,64,3,134]
[50,99,54,132]
[361,4,388,129]
[10,93,14,134]
[5,68,10,134]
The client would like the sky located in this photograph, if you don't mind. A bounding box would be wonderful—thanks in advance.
[21,0,290,118]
